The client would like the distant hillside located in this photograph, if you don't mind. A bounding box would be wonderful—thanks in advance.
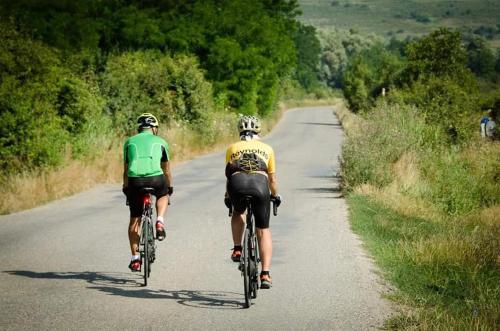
[298,0,500,47]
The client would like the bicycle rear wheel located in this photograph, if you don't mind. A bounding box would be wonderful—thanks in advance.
[147,221,155,277]
[243,228,251,308]
[142,218,150,286]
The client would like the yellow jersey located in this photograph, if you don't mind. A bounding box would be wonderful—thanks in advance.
[225,139,276,174]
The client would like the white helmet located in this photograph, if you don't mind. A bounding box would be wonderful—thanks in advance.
[238,115,261,134]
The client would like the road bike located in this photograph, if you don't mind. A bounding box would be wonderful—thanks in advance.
[230,196,279,308]
[138,187,157,286]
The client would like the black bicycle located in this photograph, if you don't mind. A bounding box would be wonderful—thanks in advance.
[231,196,279,308]
[138,187,157,286]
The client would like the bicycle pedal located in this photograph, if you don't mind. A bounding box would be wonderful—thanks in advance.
[238,264,243,271]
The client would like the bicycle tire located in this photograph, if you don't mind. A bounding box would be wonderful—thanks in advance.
[250,233,259,299]
[147,220,155,277]
[143,218,150,286]
[243,227,251,308]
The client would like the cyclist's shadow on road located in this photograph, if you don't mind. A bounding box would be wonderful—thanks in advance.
[4,270,242,309]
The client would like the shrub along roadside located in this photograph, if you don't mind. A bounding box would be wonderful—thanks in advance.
[337,103,499,330]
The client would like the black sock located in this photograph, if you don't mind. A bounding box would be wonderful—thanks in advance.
[233,245,242,251]
[260,270,270,276]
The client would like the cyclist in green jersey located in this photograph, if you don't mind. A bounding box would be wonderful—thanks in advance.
[122,113,173,272]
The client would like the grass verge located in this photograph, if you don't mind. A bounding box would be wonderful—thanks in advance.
[338,98,500,330]
[348,194,499,330]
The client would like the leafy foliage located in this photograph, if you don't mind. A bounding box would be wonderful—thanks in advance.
[340,28,488,140]
[101,50,214,133]
[0,21,107,173]
[342,44,404,112]
[318,28,381,88]
[1,0,307,116]
[294,23,321,91]
[404,28,468,81]
[0,0,320,175]
[465,36,496,78]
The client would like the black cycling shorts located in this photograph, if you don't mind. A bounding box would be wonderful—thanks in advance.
[127,175,168,217]
[227,172,270,229]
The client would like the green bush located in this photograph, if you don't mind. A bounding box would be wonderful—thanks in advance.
[0,21,108,173]
[101,50,215,133]
[389,75,479,141]
[422,151,484,215]
[343,44,404,111]
[405,28,468,81]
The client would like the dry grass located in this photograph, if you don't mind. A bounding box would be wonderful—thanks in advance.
[334,99,366,137]
[0,151,122,214]
[165,120,236,163]
[336,101,442,221]
[354,183,443,223]
[0,107,293,214]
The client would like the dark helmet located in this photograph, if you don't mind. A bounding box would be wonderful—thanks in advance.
[137,113,159,129]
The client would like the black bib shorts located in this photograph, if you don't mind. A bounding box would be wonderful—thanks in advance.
[227,172,271,229]
[127,175,168,217]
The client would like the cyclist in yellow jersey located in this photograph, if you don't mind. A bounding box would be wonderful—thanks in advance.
[224,115,281,289]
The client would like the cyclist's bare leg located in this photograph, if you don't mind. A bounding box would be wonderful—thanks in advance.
[231,211,245,245]
[156,195,168,219]
[256,228,272,271]
[128,216,141,255]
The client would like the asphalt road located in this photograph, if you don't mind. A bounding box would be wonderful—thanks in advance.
[0,106,392,330]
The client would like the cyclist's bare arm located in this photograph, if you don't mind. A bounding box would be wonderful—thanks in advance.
[269,173,278,196]
[161,161,173,187]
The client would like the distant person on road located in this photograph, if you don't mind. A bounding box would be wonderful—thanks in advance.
[224,115,281,289]
[122,113,173,272]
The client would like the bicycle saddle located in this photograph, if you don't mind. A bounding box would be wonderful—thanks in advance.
[139,187,156,194]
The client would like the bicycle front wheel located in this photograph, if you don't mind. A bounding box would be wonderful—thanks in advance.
[250,233,259,299]
[243,228,251,308]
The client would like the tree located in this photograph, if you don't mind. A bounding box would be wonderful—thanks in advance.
[318,27,381,88]
[0,21,106,173]
[101,50,214,133]
[465,36,496,78]
[342,44,404,112]
[405,28,468,81]
[294,23,321,91]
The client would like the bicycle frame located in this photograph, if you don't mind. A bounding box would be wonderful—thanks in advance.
[229,195,279,308]
[139,189,156,286]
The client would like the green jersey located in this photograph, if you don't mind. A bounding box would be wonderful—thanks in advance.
[123,131,169,177]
